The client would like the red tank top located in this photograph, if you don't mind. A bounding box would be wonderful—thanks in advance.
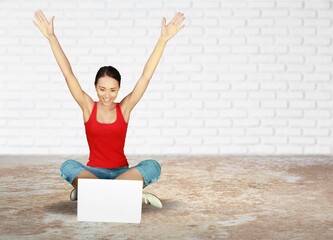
[84,102,128,168]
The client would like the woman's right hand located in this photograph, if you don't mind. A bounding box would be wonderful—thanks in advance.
[33,10,55,39]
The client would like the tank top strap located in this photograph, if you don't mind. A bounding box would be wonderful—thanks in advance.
[116,103,127,124]
[91,102,98,122]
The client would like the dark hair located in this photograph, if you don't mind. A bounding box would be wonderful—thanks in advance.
[94,66,121,87]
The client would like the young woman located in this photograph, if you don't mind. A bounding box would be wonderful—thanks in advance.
[33,10,185,208]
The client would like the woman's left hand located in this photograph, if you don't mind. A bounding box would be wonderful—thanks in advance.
[161,12,185,42]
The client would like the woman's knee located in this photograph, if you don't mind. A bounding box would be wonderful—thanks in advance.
[60,159,79,174]
[136,159,161,186]
[60,159,85,184]
[149,159,161,178]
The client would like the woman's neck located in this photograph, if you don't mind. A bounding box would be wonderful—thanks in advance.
[97,101,117,111]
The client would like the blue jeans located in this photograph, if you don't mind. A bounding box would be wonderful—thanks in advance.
[60,159,161,187]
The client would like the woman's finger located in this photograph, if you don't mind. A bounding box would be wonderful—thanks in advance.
[50,16,55,27]
[33,20,42,32]
[175,15,185,26]
[32,20,38,28]
[161,17,166,29]
[34,11,43,24]
[176,24,185,33]
[39,10,49,23]
[36,10,47,25]
[170,12,181,24]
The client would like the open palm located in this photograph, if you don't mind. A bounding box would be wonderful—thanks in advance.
[33,10,55,39]
[161,12,185,42]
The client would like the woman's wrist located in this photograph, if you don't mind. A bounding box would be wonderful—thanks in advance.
[158,36,169,44]
[47,34,56,41]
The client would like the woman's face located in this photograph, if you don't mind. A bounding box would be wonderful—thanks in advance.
[95,76,120,106]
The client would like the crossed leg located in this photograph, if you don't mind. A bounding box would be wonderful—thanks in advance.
[115,168,144,182]
[71,168,144,189]
[71,170,98,189]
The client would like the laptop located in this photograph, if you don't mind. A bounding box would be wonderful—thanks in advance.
[77,179,143,223]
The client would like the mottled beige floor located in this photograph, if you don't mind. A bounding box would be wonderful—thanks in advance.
[0,155,332,240]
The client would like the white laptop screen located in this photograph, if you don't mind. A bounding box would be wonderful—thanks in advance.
[77,179,143,223]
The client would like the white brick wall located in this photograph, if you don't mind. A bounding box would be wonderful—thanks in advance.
[0,0,332,155]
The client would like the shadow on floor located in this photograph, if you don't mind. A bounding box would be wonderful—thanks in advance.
[45,198,183,216]
[44,201,77,215]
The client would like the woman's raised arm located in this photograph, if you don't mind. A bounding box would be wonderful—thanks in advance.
[121,12,185,115]
[33,10,92,111]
